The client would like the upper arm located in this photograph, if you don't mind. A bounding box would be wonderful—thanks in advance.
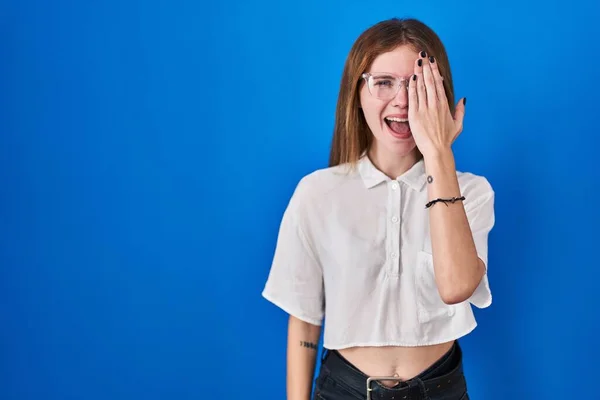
[262,179,325,325]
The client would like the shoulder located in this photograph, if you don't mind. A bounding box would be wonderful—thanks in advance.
[289,163,358,208]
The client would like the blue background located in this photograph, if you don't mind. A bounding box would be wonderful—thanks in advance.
[1,0,599,399]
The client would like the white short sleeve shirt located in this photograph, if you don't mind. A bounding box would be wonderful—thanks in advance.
[262,154,495,349]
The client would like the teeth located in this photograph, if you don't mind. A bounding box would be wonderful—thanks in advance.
[385,117,408,122]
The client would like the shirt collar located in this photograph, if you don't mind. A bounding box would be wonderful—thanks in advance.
[358,153,427,192]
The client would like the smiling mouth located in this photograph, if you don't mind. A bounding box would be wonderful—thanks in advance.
[384,117,411,136]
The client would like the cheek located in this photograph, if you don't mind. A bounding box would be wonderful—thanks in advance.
[363,103,386,128]
[360,95,384,122]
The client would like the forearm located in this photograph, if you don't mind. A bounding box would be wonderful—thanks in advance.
[287,315,322,400]
[424,149,484,304]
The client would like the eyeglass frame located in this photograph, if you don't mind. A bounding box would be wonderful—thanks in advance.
[360,72,412,100]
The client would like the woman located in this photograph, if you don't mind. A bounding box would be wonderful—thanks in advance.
[262,17,495,400]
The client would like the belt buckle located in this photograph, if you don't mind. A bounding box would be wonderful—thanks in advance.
[366,375,404,400]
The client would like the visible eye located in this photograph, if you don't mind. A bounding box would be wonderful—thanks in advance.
[373,79,394,87]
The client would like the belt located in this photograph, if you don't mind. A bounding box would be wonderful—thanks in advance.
[320,345,465,400]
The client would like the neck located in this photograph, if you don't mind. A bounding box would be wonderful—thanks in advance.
[367,145,420,179]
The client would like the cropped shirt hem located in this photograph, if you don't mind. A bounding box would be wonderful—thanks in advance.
[323,321,478,350]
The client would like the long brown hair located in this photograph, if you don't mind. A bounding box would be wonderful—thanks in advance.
[328,18,456,168]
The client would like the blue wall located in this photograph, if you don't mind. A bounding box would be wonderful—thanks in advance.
[1,0,598,399]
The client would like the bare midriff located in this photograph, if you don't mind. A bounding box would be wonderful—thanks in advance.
[336,340,455,388]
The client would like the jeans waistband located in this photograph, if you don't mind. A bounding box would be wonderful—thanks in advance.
[320,342,465,400]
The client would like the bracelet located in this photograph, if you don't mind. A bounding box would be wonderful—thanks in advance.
[425,196,465,209]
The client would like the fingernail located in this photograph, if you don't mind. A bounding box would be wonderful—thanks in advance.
[412,74,417,81]
[463,97,467,106]
[420,51,427,57]
[429,56,435,63]
[417,59,422,67]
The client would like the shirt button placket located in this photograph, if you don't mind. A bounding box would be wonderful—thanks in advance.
[389,180,401,277]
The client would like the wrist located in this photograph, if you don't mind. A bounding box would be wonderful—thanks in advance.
[423,147,460,198]
[423,147,455,169]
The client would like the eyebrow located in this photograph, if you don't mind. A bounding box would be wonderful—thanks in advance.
[371,74,397,79]
[371,73,413,80]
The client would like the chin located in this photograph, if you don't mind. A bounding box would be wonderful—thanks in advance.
[386,139,417,156]
[369,129,417,159]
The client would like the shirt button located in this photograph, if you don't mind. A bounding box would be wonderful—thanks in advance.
[391,252,398,259]
[391,182,398,190]
[392,216,399,223]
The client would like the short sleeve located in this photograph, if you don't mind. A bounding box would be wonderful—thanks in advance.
[261,180,325,326]
[465,178,495,309]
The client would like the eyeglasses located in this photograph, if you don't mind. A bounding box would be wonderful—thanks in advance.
[361,72,411,100]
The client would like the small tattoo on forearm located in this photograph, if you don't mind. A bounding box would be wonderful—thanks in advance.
[427,175,433,184]
[300,341,318,351]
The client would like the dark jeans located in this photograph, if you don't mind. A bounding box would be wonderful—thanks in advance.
[312,341,469,400]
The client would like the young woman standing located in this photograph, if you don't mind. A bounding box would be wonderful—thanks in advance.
[263,17,495,400]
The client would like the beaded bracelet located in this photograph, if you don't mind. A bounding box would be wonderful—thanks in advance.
[425,196,466,209]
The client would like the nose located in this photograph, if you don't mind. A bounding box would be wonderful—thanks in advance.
[390,83,408,108]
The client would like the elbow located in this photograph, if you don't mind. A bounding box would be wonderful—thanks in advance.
[438,276,478,305]
[438,259,485,305]
[440,287,472,305]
